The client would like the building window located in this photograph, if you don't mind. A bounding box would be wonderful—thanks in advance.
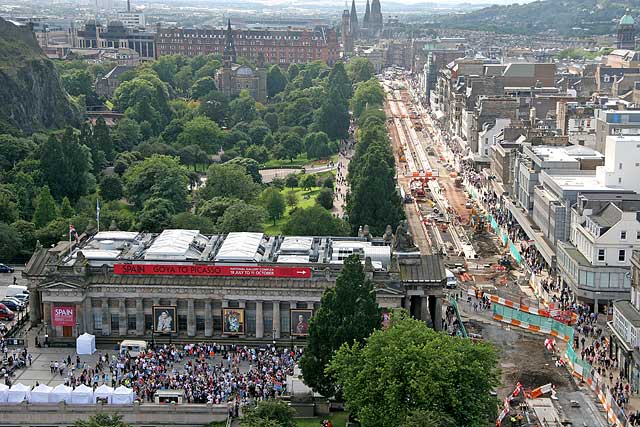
[127,315,136,331]
[619,249,626,262]
[94,312,102,331]
[598,249,605,262]
[196,316,205,332]
[111,314,119,331]
[145,314,152,331]
[637,230,640,240]
[178,315,188,332]
[620,162,623,170]
[621,231,627,240]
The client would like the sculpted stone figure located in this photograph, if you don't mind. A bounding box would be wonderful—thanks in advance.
[392,220,418,252]
[382,225,394,245]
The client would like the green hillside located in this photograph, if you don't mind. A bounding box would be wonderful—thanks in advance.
[435,0,639,36]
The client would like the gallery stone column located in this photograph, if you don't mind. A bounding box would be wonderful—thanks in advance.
[434,296,443,331]
[75,303,84,337]
[420,296,429,323]
[187,299,196,337]
[136,299,144,336]
[101,299,111,336]
[255,300,264,339]
[272,301,281,339]
[83,298,93,334]
[204,299,213,337]
[239,301,246,337]
[43,302,52,337]
[29,291,42,325]
[118,299,127,336]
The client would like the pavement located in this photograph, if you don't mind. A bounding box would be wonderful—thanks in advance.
[259,164,336,184]
[332,142,352,218]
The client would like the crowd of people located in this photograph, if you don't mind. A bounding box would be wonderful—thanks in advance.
[56,343,302,405]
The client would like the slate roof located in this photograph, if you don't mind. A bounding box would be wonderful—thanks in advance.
[398,255,446,283]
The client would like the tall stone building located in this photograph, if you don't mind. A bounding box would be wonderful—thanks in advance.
[216,21,267,103]
[340,0,383,55]
[617,9,636,50]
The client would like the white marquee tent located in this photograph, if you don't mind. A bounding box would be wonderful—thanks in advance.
[70,384,94,404]
[30,384,53,403]
[50,384,73,403]
[111,385,134,405]
[7,383,31,403]
[76,333,96,355]
[0,383,8,403]
[94,384,114,404]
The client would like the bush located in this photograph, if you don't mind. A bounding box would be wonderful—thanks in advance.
[316,188,333,210]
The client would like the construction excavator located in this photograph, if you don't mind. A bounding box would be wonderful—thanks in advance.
[469,208,486,234]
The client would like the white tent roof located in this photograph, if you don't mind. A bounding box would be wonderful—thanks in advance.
[111,385,134,404]
[94,384,114,404]
[7,383,31,403]
[50,384,73,403]
[0,383,8,403]
[76,332,96,355]
[70,384,94,404]
[30,384,53,403]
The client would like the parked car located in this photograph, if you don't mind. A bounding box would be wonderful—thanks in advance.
[0,304,15,321]
[1,299,23,312]
[12,293,28,303]
[0,264,14,273]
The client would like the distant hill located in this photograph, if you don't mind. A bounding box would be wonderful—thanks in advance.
[434,0,640,36]
[0,18,80,134]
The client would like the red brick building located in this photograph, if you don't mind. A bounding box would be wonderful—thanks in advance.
[155,24,339,65]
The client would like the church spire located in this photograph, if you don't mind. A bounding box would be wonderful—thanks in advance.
[364,0,371,25]
[349,0,359,38]
[223,19,236,64]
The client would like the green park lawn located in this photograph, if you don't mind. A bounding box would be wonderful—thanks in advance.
[262,153,310,169]
[295,412,349,427]
[262,186,321,235]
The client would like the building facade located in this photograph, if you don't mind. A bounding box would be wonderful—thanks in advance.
[24,230,446,345]
[155,24,339,66]
[75,19,156,60]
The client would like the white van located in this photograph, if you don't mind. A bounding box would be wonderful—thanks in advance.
[445,269,457,289]
[119,340,147,357]
[6,285,28,297]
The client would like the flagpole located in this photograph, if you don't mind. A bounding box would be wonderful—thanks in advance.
[96,197,100,232]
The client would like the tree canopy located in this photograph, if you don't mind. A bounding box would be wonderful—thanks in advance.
[123,154,189,211]
[329,314,500,427]
[300,255,380,397]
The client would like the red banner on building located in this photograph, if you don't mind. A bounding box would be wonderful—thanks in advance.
[114,264,312,278]
[52,306,76,327]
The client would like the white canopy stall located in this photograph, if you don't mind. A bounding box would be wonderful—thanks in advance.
[94,384,114,404]
[30,384,52,403]
[76,333,96,355]
[7,383,31,403]
[50,384,73,403]
[0,383,8,403]
[111,385,134,405]
[70,384,94,404]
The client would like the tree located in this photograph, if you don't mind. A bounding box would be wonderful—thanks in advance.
[0,192,18,224]
[123,155,189,211]
[0,135,36,172]
[176,116,224,153]
[12,220,36,257]
[285,174,299,189]
[74,413,132,427]
[351,78,385,118]
[216,201,265,233]
[260,187,285,225]
[285,190,298,208]
[171,212,216,233]
[61,69,94,97]
[245,145,269,164]
[138,198,175,232]
[300,255,380,397]
[0,222,21,261]
[224,157,262,183]
[59,197,75,218]
[241,400,296,427]
[328,314,500,427]
[278,132,302,161]
[316,187,333,210]
[283,205,349,236]
[347,57,375,84]
[200,164,259,202]
[314,88,350,141]
[323,176,334,189]
[301,174,316,190]
[329,61,353,99]
[229,92,257,125]
[113,74,172,132]
[100,175,124,201]
[304,132,333,160]
[267,65,288,98]
[152,55,178,85]
[40,129,92,202]
[400,410,456,427]
[198,90,230,126]
[347,145,403,236]
[287,63,300,80]
[93,116,114,162]
[197,197,241,223]
[33,186,58,228]
[113,118,142,152]
[190,77,217,99]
